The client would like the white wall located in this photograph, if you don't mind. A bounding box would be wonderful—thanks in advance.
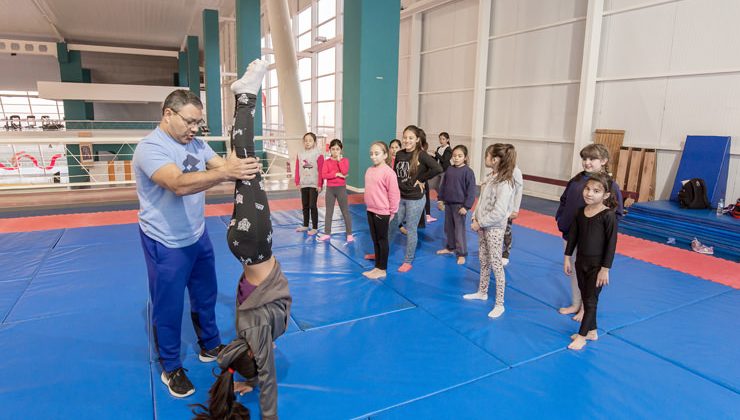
[595,0,740,202]
[398,0,740,202]
[0,53,60,91]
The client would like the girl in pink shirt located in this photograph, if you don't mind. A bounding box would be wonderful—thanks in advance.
[362,141,401,279]
[318,139,354,242]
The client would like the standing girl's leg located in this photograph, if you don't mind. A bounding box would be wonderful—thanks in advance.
[443,204,456,251]
[374,214,390,271]
[570,258,601,349]
[559,240,582,317]
[335,186,353,237]
[363,211,380,277]
[487,227,506,318]
[453,205,468,260]
[502,218,513,262]
[389,199,408,244]
[308,187,319,232]
[300,188,311,230]
[400,197,425,270]
[321,186,338,238]
[464,228,490,300]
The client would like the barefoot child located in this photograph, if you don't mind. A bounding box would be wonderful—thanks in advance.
[436,145,476,265]
[555,144,623,322]
[362,142,400,279]
[564,172,618,350]
[463,144,516,318]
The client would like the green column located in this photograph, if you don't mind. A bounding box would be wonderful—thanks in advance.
[236,0,263,161]
[57,42,89,183]
[203,9,223,139]
[343,0,400,187]
[178,51,189,87]
[186,36,200,96]
[82,68,94,120]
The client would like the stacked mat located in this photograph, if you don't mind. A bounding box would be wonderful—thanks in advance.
[621,200,740,262]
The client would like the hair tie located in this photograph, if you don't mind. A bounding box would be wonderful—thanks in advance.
[228,367,235,374]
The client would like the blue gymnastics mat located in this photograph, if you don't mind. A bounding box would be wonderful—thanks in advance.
[0,204,738,419]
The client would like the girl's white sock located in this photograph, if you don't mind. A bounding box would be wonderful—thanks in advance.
[231,59,268,95]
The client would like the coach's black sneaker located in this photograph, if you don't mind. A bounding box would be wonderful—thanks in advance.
[199,344,225,363]
[161,367,195,398]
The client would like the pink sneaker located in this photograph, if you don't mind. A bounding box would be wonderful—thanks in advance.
[317,234,331,242]
[426,215,437,223]
[364,254,376,260]
[398,263,413,272]
[347,234,354,242]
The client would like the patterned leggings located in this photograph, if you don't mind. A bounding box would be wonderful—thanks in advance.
[226,93,273,265]
[478,227,506,306]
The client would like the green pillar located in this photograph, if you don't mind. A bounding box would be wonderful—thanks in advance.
[343,0,400,187]
[82,68,94,120]
[236,0,263,149]
[57,42,89,183]
[203,9,223,139]
[178,51,189,87]
[186,36,200,96]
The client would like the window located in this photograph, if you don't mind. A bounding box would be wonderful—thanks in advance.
[318,0,336,24]
[0,91,65,127]
[317,75,335,101]
[317,48,335,76]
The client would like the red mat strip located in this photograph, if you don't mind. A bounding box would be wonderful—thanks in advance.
[0,196,735,288]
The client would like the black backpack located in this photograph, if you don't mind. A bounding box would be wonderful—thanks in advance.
[678,178,711,209]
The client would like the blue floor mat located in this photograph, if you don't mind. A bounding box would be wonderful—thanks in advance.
[55,223,141,249]
[0,313,152,419]
[612,289,740,393]
[287,272,414,330]
[0,229,63,253]
[0,280,28,321]
[0,248,49,282]
[383,256,576,366]
[372,335,740,419]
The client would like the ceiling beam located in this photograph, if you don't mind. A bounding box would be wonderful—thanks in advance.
[30,0,65,42]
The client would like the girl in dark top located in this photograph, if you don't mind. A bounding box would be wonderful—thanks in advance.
[564,172,618,351]
[390,125,443,272]
[436,145,476,264]
[556,143,623,322]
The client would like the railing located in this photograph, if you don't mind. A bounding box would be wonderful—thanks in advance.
[0,132,314,192]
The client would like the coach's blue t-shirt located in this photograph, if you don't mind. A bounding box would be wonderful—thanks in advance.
[134,127,216,248]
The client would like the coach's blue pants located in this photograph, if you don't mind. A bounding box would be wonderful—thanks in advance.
[140,228,221,373]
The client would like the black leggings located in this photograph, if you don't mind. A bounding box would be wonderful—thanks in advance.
[575,255,603,336]
[226,93,273,265]
[367,211,390,270]
[301,187,319,229]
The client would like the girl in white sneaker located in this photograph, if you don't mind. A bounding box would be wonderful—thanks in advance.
[463,143,517,318]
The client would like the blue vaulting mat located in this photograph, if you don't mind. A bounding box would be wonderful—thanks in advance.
[0,248,49,282]
[287,273,414,330]
[372,336,740,419]
[0,229,63,253]
[55,223,141,249]
[0,280,28,321]
[612,290,740,393]
[0,312,152,419]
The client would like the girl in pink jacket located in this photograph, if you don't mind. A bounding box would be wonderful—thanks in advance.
[318,139,353,242]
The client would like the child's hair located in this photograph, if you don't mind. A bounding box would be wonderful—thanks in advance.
[389,139,401,149]
[403,125,424,178]
[191,369,251,420]
[452,144,468,164]
[439,132,450,143]
[585,172,618,209]
[329,138,343,149]
[371,141,391,166]
[419,129,428,151]
[191,341,257,420]
[303,132,317,145]
[580,143,611,175]
[485,143,516,185]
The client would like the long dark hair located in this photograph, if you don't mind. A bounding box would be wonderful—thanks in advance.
[191,369,250,419]
[586,172,618,209]
[485,143,516,185]
[403,125,424,178]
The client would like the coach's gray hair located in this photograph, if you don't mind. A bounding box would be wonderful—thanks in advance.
[162,89,203,114]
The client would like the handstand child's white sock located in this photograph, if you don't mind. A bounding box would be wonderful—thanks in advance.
[231,59,269,95]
